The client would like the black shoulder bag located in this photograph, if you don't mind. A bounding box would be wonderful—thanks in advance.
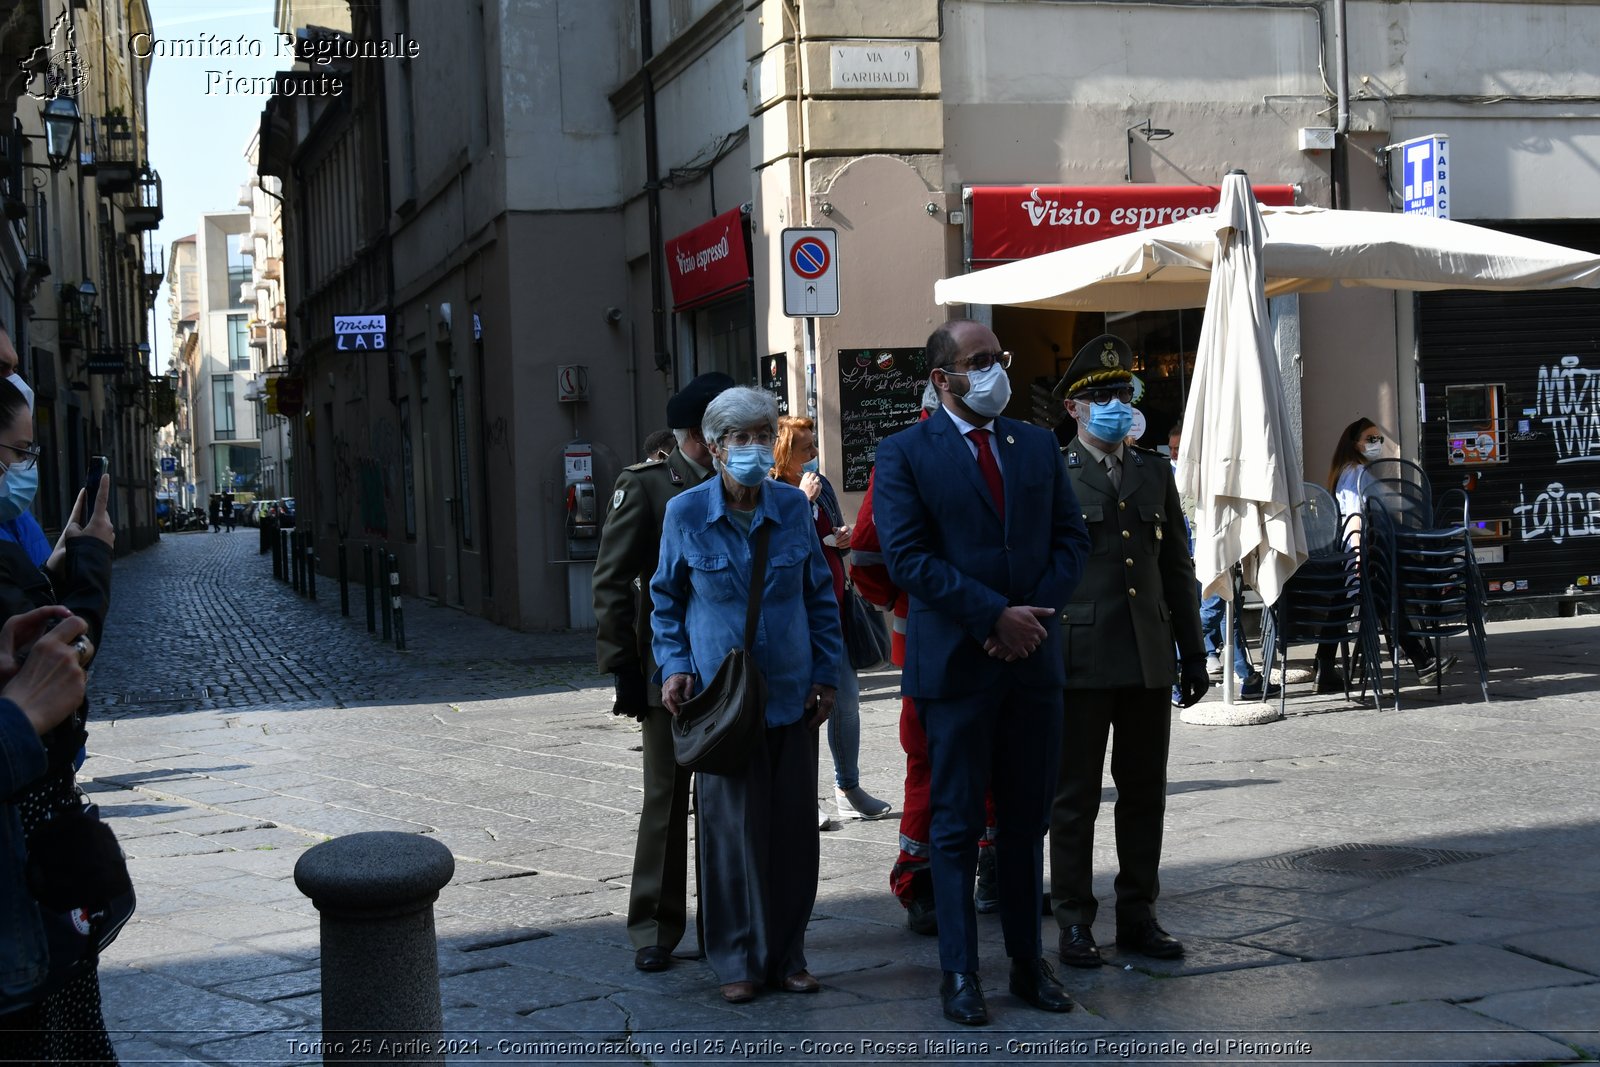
[671,522,771,774]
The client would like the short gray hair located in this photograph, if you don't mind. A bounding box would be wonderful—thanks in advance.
[702,386,779,446]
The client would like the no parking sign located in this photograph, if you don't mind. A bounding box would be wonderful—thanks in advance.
[781,228,839,317]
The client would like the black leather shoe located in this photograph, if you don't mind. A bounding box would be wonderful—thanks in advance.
[634,945,671,972]
[1009,957,1074,1013]
[907,869,938,936]
[1314,665,1346,694]
[1058,923,1102,968]
[1116,918,1185,959]
[939,971,989,1026]
[974,847,999,914]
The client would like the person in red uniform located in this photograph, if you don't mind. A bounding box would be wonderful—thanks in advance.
[850,384,997,933]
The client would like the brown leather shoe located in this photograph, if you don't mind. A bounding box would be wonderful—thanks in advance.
[781,970,820,993]
[719,980,758,1003]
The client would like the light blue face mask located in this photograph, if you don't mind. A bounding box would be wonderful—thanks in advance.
[800,458,820,474]
[0,372,37,522]
[722,444,774,487]
[0,461,38,522]
[1083,398,1135,443]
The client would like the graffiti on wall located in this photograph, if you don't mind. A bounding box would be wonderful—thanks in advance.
[331,425,399,538]
[1535,356,1600,463]
[1514,480,1600,544]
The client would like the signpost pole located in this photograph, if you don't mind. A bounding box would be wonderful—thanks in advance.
[804,316,818,421]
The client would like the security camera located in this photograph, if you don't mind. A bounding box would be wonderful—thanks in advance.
[604,306,623,324]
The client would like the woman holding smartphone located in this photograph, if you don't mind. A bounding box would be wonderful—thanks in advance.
[0,376,119,1063]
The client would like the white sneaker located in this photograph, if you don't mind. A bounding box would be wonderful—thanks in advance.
[1205,653,1223,677]
[835,786,892,821]
[817,806,833,831]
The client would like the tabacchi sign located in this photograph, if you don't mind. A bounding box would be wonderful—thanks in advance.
[968,184,1298,262]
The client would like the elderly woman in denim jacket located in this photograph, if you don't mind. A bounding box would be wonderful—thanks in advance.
[651,387,844,1005]
[0,607,91,1016]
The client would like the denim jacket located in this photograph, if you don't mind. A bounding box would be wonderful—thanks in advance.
[0,698,47,1007]
[651,477,842,727]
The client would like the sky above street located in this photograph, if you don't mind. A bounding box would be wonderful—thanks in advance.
[145,0,283,369]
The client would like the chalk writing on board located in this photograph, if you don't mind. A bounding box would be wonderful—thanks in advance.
[837,347,928,491]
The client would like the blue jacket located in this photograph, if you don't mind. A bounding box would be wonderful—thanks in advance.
[0,698,47,1007]
[0,514,51,568]
[873,406,1091,700]
[651,477,843,727]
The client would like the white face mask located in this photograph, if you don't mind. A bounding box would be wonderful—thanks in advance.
[1362,442,1384,460]
[946,364,1012,419]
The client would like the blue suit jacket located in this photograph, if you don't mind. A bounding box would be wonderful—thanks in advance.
[874,406,1091,700]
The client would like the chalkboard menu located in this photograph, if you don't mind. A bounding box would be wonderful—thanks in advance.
[759,353,789,415]
[838,347,928,491]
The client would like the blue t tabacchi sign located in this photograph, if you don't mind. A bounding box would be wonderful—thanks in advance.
[1398,135,1449,219]
[334,314,387,351]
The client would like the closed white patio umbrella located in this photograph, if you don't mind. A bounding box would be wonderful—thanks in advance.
[1177,172,1308,721]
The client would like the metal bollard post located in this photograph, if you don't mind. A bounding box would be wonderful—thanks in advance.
[306,540,318,601]
[364,545,376,634]
[338,542,349,616]
[388,553,406,652]
[294,531,306,595]
[294,832,454,1065]
[272,525,283,580]
[279,530,291,582]
[380,551,393,642]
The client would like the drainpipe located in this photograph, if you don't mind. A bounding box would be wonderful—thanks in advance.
[640,0,671,383]
[1331,0,1350,208]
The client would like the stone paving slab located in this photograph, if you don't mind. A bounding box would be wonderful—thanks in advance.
[1468,984,1600,1058]
[1273,999,1583,1066]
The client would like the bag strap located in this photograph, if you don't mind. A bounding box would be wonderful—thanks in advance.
[743,521,773,650]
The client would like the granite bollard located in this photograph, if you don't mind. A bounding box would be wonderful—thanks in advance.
[294,832,455,1064]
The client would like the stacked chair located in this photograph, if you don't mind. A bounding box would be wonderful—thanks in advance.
[1260,484,1387,715]
[1358,459,1491,709]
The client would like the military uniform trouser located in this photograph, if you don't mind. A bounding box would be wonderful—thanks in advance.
[627,706,692,951]
[1050,687,1172,930]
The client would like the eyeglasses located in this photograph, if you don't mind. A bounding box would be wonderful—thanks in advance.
[1075,385,1135,405]
[1363,434,1385,445]
[723,430,776,448]
[947,351,1013,374]
[0,441,41,472]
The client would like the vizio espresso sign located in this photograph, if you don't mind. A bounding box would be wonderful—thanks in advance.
[967,184,1298,263]
[334,314,387,350]
[664,206,751,311]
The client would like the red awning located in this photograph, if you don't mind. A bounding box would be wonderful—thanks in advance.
[665,207,751,311]
[968,184,1298,263]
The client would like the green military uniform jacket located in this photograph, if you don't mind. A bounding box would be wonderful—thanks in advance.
[592,449,713,707]
[1060,436,1205,690]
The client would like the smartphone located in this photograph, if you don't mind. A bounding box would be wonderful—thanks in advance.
[84,455,107,506]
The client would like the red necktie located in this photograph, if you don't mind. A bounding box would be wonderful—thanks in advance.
[967,428,1005,514]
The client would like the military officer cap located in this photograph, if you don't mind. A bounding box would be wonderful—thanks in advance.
[1055,333,1135,403]
[665,372,736,429]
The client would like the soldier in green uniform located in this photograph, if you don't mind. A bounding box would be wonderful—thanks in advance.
[1048,335,1209,969]
[593,372,733,972]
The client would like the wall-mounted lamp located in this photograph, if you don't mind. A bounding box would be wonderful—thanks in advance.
[40,96,81,171]
[1125,118,1175,183]
[77,279,97,317]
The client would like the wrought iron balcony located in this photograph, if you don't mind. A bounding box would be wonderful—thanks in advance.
[91,115,137,193]
[123,167,162,231]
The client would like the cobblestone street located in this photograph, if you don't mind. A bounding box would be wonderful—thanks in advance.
[68,532,1600,1064]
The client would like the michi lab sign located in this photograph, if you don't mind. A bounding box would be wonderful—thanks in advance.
[333,314,387,350]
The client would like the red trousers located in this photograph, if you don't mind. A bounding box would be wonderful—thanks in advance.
[890,695,994,905]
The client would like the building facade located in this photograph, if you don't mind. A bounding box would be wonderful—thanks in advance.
[260,0,1600,624]
[2,0,165,551]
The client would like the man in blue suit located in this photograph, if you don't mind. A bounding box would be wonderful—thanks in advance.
[875,318,1091,1026]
